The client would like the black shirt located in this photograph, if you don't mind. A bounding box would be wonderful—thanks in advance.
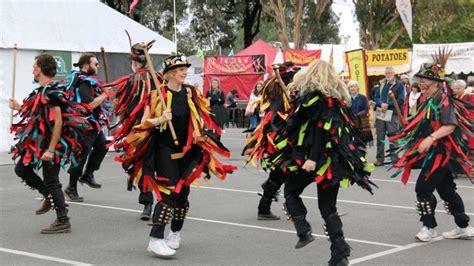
[76,74,101,119]
[160,87,190,148]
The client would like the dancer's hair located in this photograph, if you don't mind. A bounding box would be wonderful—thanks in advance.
[35,54,57,78]
[291,60,350,102]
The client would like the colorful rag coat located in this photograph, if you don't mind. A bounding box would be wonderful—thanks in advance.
[102,68,153,147]
[271,90,376,193]
[116,83,237,200]
[388,89,473,183]
[243,82,292,170]
[11,82,94,169]
[63,71,112,129]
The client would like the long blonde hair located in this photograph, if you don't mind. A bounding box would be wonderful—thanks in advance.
[291,60,350,102]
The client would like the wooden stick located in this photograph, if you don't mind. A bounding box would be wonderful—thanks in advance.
[9,43,18,127]
[142,45,179,146]
[100,47,110,83]
[388,91,407,126]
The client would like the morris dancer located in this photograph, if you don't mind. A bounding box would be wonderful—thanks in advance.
[10,54,93,233]
[243,62,299,220]
[389,63,473,241]
[64,53,111,202]
[117,54,236,257]
[272,60,376,266]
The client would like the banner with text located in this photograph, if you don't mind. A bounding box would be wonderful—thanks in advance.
[366,49,409,66]
[283,49,321,66]
[346,49,369,97]
[204,55,266,74]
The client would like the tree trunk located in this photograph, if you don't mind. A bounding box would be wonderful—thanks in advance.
[293,0,304,49]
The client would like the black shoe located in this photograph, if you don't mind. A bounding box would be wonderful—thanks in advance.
[295,231,315,249]
[329,257,349,266]
[140,204,152,221]
[257,212,281,220]
[36,196,53,215]
[79,173,102,189]
[64,186,84,202]
[40,217,71,234]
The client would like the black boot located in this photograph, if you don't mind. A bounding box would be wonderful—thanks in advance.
[64,186,84,202]
[79,172,102,189]
[257,179,281,220]
[294,215,315,249]
[40,217,71,234]
[324,213,350,266]
[36,194,53,215]
[140,203,153,221]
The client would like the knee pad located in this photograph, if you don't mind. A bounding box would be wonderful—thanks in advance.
[416,196,437,217]
[152,202,174,226]
[173,202,189,221]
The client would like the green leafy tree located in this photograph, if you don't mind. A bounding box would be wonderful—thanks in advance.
[354,0,474,49]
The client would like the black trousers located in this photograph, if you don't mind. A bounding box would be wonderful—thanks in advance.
[415,166,470,228]
[15,161,68,219]
[284,173,339,236]
[139,191,153,205]
[68,130,108,187]
[148,144,201,239]
[258,168,288,213]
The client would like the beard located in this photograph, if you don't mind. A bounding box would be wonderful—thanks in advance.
[87,68,97,75]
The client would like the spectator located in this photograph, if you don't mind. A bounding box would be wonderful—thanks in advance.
[206,77,227,129]
[245,81,263,130]
[226,89,239,127]
[407,82,421,116]
[373,66,405,166]
[348,80,373,144]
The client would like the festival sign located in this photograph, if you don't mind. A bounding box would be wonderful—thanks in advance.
[365,49,409,66]
[283,49,321,66]
[204,55,266,74]
[44,50,72,81]
[346,49,369,97]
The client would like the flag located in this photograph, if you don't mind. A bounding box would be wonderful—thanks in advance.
[328,46,334,65]
[396,0,413,40]
[128,0,140,15]
[228,48,235,56]
[345,49,369,97]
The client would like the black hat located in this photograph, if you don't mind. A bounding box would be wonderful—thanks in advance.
[162,54,191,74]
[414,63,445,82]
[275,61,300,85]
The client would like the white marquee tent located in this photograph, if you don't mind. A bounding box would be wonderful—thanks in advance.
[0,0,176,152]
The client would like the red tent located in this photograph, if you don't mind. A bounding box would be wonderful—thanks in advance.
[236,39,278,74]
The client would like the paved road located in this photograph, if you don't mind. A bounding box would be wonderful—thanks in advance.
[1,128,473,265]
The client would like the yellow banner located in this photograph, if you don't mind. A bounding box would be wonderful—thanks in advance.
[346,49,369,97]
[366,49,409,66]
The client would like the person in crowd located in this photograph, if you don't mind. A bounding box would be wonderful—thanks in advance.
[206,77,227,129]
[373,66,405,166]
[400,74,411,95]
[389,63,473,242]
[405,82,422,117]
[245,81,263,130]
[347,80,373,144]
[272,60,376,266]
[226,89,239,127]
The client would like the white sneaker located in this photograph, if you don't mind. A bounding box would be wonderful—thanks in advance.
[147,238,176,257]
[166,231,181,249]
[442,226,474,239]
[415,226,438,242]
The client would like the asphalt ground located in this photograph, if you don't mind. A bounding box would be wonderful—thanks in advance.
[1,128,473,265]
